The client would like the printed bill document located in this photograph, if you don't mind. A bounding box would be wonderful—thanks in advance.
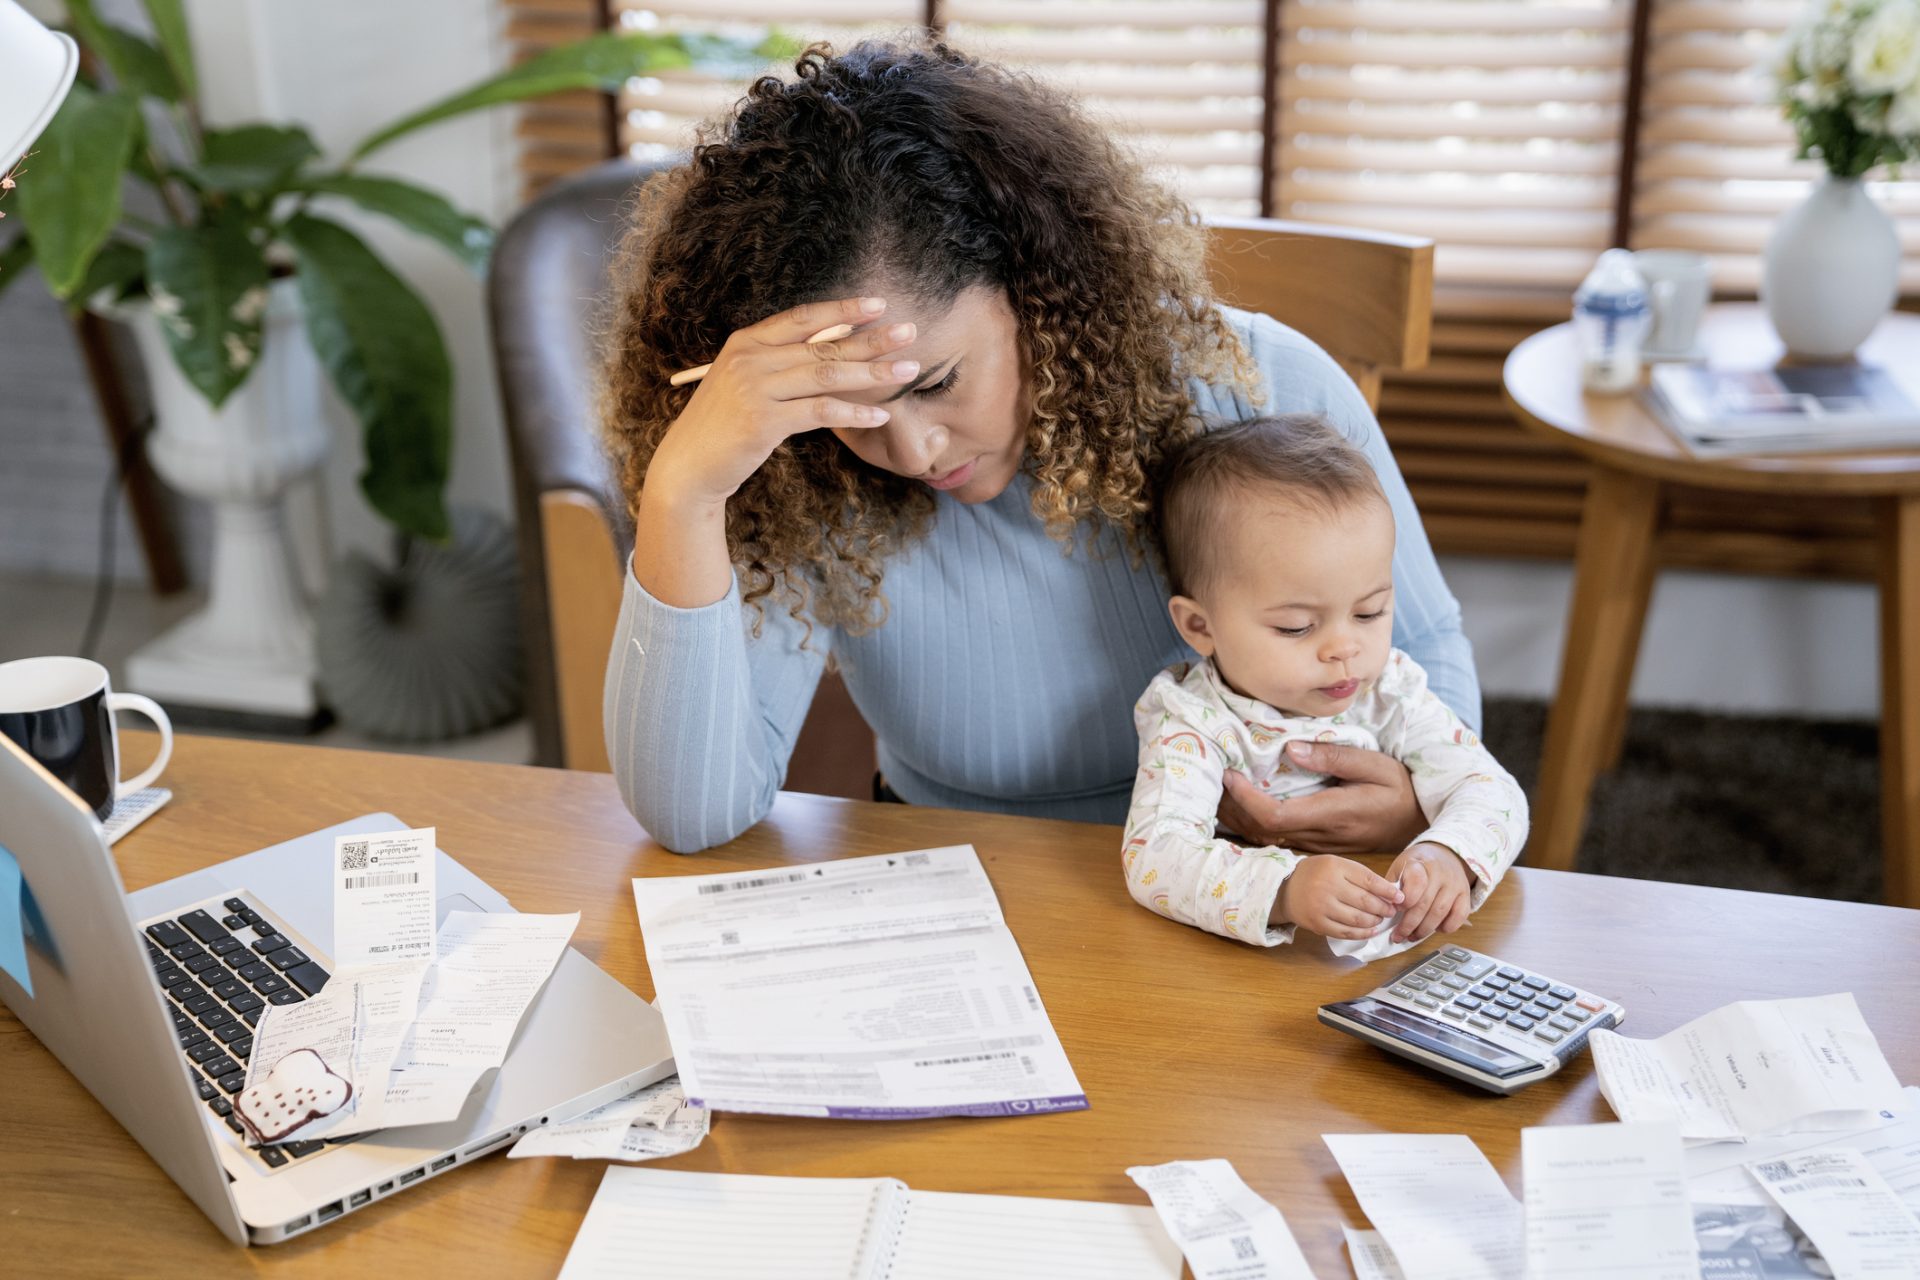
[631,845,1087,1118]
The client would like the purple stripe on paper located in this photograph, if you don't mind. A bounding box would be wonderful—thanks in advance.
[687,1094,1090,1120]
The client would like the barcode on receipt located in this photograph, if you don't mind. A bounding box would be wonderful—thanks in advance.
[342,871,420,890]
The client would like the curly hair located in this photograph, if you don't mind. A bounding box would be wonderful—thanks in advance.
[600,35,1259,632]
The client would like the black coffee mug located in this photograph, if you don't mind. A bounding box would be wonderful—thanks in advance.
[0,656,172,821]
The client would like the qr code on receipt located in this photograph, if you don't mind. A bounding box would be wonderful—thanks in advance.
[340,840,371,871]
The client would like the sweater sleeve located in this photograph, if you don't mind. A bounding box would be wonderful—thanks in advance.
[603,561,829,853]
[1236,312,1483,732]
[1122,670,1302,947]
[1371,650,1529,909]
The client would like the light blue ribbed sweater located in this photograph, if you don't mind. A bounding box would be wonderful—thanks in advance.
[604,306,1480,852]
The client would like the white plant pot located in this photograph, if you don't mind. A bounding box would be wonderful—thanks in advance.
[1761,174,1900,361]
[120,278,331,721]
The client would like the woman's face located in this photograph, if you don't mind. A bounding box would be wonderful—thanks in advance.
[829,284,1030,503]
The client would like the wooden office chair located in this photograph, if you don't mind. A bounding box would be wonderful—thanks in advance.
[490,160,1435,780]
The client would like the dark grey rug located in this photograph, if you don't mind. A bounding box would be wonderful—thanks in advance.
[1482,698,1882,904]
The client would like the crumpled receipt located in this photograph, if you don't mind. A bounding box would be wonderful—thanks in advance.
[508,1075,709,1161]
[1327,878,1415,962]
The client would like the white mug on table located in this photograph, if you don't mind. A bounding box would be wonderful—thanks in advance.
[1632,249,1712,359]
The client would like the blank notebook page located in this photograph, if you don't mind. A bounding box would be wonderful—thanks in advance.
[887,1190,1184,1280]
[558,1167,888,1280]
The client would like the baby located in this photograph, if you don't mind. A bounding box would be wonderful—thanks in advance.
[1123,413,1528,954]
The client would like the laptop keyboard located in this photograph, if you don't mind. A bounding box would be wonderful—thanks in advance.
[141,896,339,1170]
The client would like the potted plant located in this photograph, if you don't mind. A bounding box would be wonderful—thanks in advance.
[1765,0,1920,359]
[0,1,768,721]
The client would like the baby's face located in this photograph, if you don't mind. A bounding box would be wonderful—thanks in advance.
[1172,496,1396,717]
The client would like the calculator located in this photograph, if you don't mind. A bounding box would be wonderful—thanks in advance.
[1317,945,1625,1095]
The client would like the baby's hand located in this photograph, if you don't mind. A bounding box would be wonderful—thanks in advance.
[1386,842,1473,942]
[1274,856,1403,940]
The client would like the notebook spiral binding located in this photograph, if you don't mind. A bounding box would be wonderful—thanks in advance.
[865,1177,913,1278]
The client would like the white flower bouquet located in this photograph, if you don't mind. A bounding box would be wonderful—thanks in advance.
[1775,0,1920,176]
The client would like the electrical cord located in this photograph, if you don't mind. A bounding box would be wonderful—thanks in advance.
[78,415,155,662]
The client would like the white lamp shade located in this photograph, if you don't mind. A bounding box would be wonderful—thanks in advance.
[1,0,80,172]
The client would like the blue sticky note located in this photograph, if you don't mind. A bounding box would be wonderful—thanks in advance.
[0,842,31,996]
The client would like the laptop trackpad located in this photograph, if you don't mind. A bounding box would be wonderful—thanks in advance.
[436,893,490,925]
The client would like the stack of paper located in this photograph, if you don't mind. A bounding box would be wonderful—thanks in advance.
[237,828,578,1143]
[631,846,1086,1119]
[1589,994,1906,1145]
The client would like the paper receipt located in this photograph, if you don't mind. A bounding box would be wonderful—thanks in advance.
[333,827,437,969]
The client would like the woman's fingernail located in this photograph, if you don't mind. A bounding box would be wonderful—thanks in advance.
[1287,742,1310,759]
[887,323,913,342]
[860,297,886,314]
[866,407,890,424]
[893,360,920,379]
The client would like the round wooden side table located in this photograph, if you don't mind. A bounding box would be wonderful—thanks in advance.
[1501,303,1920,906]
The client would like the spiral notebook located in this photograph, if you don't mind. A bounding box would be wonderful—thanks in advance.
[557,1167,1184,1280]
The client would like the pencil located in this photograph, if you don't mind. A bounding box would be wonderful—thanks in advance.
[668,324,857,387]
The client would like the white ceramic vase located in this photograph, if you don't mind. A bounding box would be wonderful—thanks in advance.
[121,278,330,722]
[1761,174,1900,361]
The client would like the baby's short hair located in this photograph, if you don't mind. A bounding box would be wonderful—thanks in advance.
[1155,413,1386,600]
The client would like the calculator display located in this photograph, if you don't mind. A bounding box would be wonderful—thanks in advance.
[1329,998,1538,1078]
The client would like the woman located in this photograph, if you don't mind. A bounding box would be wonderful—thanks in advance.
[600,38,1480,854]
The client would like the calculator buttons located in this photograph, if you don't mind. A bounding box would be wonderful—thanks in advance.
[1441,1005,1466,1019]
[1483,975,1511,991]
[1444,947,1471,962]
[1455,996,1483,1012]
[1574,996,1607,1012]
[1416,967,1446,981]
[1430,957,1458,971]
[1519,976,1549,992]
[1523,1004,1551,1020]
[1442,975,1470,991]
[1533,1027,1564,1043]
[1535,995,1564,1012]
[1549,1015,1578,1032]
[1565,1006,1593,1022]
[1507,1015,1537,1031]
[1496,966,1524,981]
[1390,985,1417,998]
[1404,977,1430,991]
[1414,996,1442,1010]
[1469,984,1497,1000]
[1467,1015,1496,1030]
[1495,995,1524,1011]
[1451,957,1495,980]
[1549,985,1576,1000]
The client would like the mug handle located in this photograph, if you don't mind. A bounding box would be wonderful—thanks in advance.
[108,692,173,794]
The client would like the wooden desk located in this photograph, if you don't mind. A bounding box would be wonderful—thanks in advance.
[9,732,1920,1277]
[1502,305,1920,905]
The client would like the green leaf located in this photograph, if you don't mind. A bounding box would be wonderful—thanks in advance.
[192,124,321,193]
[351,32,694,161]
[143,221,271,407]
[65,1,181,101]
[282,214,451,541]
[13,85,140,299]
[75,238,148,307]
[290,174,494,271]
[141,0,197,101]
[0,236,35,305]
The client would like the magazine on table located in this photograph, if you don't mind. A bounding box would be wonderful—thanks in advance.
[1643,362,1920,456]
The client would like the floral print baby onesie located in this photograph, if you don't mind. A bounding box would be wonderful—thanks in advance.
[1122,649,1528,946]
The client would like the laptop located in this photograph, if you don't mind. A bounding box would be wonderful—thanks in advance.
[0,734,675,1245]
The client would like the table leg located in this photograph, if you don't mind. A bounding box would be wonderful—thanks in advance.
[1880,494,1920,907]
[1594,531,1656,773]
[1528,467,1660,872]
